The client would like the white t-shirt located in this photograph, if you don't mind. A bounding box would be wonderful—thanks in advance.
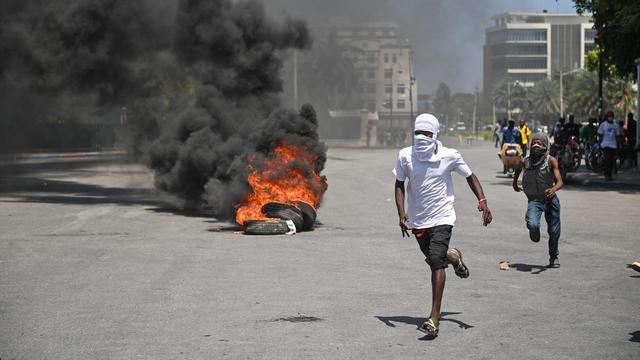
[597,121,620,149]
[393,144,473,229]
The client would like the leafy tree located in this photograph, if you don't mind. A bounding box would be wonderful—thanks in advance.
[492,78,528,119]
[298,29,360,110]
[528,77,560,123]
[432,82,451,123]
[574,0,640,78]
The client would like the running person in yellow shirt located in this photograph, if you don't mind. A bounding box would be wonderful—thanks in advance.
[518,119,532,157]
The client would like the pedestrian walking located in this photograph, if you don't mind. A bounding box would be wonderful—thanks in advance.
[494,122,501,148]
[394,113,493,337]
[598,111,621,181]
[512,133,564,268]
[518,119,532,157]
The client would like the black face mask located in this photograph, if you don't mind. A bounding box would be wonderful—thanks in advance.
[530,146,546,166]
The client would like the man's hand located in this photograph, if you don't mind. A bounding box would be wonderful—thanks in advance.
[545,187,556,198]
[399,214,411,237]
[512,181,522,192]
[477,201,493,226]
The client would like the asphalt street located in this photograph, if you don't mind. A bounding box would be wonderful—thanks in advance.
[1,140,638,359]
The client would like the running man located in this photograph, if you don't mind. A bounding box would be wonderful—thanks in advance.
[512,133,564,268]
[394,113,493,337]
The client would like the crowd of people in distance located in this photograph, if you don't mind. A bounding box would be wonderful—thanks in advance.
[493,111,638,181]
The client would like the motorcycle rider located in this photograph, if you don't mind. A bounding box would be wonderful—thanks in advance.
[565,114,581,139]
[580,117,598,146]
[502,120,522,146]
[550,117,568,157]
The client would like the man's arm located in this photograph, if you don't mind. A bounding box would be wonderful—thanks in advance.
[512,157,525,192]
[545,157,564,198]
[394,180,411,237]
[465,174,493,226]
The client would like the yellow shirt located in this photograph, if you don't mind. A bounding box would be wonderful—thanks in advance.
[519,125,531,145]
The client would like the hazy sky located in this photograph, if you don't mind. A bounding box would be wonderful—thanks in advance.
[264,0,579,94]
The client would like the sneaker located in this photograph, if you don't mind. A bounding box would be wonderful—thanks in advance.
[548,258,560,268]
[529,229,540,243]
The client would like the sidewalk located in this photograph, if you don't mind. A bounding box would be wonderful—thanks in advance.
[566,165,640,192]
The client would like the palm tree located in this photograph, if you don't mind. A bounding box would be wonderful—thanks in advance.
[528,77,560,123]
[606,78,637,117]
[565,71,599,118]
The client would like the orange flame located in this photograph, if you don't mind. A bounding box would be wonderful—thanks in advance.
[235,141,326,225]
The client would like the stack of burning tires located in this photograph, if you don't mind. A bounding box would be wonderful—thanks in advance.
[243,202,317,235]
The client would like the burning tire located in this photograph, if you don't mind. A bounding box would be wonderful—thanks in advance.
[295,201,317,231]
[261,202,304,232]
[244,219,291,235]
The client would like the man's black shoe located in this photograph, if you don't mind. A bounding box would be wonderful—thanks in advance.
[529,229,540,243]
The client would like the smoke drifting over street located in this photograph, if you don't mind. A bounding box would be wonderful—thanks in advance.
[0,0,326,220]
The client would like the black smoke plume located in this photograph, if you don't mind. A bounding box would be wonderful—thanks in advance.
[0,0,326,220]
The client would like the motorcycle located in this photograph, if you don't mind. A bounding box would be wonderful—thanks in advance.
[588,143,604,173]
[551,138,580,181]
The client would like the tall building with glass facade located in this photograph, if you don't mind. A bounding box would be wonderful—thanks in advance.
[483,11,595,111]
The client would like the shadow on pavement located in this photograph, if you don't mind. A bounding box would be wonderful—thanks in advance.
[375,311,474,331]
[0,177,164,207]
[508,263,549,274]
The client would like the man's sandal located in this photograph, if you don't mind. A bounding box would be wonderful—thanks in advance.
[418,318,439,336]
[448,248,469,278]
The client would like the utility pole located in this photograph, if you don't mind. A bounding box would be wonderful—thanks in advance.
[507,76,511,120]
[559,70,564,118]
[408,50,414,134]
[472,89,478,139]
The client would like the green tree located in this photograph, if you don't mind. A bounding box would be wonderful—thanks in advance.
[574,0,640,78]
[299,29,360,110]
[432,82,451,124]
[528,77,560,123]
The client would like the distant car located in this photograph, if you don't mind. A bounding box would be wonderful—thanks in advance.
[455,122,466,131]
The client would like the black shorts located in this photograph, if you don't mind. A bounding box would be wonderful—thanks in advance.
[412,225,452,270]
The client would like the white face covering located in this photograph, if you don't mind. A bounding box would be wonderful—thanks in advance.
[414,134,441,162]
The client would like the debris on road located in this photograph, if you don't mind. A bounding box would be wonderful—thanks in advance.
[499,261,510,270]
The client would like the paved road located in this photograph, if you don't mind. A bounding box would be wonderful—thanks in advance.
[1,140,638,359]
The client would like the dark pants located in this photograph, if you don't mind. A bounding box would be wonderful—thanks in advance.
[603,147,616,178]
[526,196,561,258]
[413,225,452,270]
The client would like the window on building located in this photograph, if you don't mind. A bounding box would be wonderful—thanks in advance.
[367,55,377,63]
[397,83,405,95]
[367,84,376,94]
[507,30,547,42]
[384,84,392,94]
[397,99,406,109]
[384,53,388,63]
[392,53,397,63]
[367,99,376,111]
[384,69,393,78]
[356,71,363,79]
[367,71,376,79]
[584,29,596,42]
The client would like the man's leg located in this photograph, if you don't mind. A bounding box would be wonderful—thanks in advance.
[545,196,561,265]
[525,200,545,242]
[430,269,445,323]
[603,148,614,179]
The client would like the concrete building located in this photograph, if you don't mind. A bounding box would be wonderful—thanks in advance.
[323,17,418,144]
[483,11,595,113]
